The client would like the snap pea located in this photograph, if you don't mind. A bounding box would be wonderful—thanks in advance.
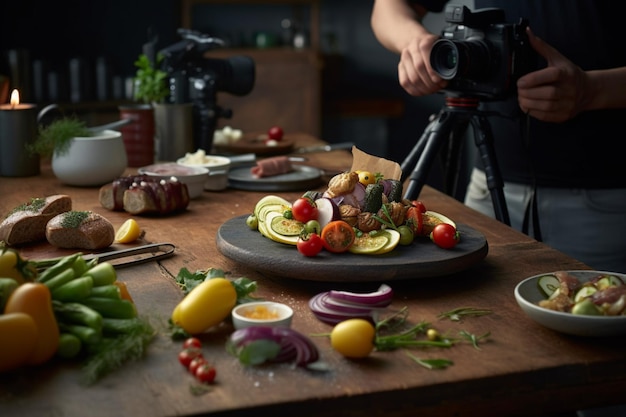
[42,268,75,291]
[83,262,116,286]
[52,300,103,331]
[51,276,93,302]
[101,317,149,336]
[59,322,101,346]
[81,297,137,319]
[88,285,121,299]
[57,333,82,359]
[37,253,80,283]
[0,277,19,311]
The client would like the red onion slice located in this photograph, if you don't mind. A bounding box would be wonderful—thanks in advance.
[327,284,393,307]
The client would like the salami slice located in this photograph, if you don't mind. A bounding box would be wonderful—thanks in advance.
[251,156,293,178]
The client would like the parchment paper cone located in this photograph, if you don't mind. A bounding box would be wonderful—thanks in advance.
[349,146,403,181]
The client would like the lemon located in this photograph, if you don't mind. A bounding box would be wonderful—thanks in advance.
[374,230,400,254]
[348,233,389,255]
[115,219,141,243]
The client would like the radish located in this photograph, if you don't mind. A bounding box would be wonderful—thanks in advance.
[315,197,340,228]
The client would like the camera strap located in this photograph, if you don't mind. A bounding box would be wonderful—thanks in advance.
[520,112,543,241]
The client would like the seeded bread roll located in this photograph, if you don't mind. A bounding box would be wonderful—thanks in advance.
[0,195,72,246]
[46,211,115,250]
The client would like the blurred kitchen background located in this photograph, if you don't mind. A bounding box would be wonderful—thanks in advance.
[0,0,473,193]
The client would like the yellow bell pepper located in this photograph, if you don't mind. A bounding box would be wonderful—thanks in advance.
[0,247,37,284]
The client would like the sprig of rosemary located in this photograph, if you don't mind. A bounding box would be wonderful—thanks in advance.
[406,352,454,370]
[437,307,493,321]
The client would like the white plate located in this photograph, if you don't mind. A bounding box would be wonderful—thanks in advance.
[514,270,626,337]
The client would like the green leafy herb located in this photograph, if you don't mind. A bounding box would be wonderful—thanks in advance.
[30,116,91,157]
[60,211,90,229]
[81,315,155,385]
[438,307,492,321]
[458,330,491,350]
[133,53,169,104]
[406,352,454,369]
[228,339,281,366]
[174,267,258,303]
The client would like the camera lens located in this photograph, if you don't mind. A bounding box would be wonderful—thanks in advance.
[430,38,491,80]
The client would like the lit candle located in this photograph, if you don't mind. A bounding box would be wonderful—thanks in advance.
[0,89,40,177]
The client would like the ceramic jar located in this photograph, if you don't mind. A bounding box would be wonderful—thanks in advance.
[51,129,127,186]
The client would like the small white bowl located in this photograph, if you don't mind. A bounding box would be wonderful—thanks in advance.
[231,301,293,330]
[52,129,127,186]
[177,154,232,191]
[514,270,626,337]
[138,162,208,199]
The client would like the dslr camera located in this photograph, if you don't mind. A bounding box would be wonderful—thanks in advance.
[429,5,535,100]
[159,28,255,150]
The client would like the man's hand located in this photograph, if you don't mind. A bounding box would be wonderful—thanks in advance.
[517,27,589,123]
[398,33,448,96]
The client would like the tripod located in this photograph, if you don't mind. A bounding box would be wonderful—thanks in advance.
[400,95,511,226]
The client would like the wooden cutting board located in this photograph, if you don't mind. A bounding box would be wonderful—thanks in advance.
[216,215,489,282]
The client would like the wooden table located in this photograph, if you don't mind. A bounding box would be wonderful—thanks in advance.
[1,134,625,417]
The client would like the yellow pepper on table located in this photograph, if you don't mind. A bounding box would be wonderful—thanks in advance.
[0,247,37,284]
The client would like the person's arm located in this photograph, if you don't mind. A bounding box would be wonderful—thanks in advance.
[517,28,626,122]
[371,0,447,96]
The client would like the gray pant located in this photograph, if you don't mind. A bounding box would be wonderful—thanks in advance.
[464,168,626,273]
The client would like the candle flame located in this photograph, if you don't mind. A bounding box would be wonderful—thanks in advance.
[10,89,20,108]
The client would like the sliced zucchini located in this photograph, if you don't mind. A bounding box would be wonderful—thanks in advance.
[537,274,560,298]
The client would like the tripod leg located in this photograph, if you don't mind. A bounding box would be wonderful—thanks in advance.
[469,115,511,225]
[400,113,439,180]
[403,110,463,201]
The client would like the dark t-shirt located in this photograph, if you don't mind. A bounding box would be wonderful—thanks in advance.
[412,0,626,187]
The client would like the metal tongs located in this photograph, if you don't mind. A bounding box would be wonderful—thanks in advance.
[82,243,176,269]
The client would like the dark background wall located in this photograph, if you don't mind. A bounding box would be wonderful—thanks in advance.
[0,0,472,195]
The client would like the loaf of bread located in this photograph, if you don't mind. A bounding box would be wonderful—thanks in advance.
[0,194,72,246]
[46,211,115,250]
[99,175,190,215]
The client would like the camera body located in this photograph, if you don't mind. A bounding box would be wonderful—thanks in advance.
[430,5,535,100]
[159,29,255,150]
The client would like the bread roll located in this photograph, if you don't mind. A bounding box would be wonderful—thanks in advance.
[0,195,72,246]
[46,211,115,250]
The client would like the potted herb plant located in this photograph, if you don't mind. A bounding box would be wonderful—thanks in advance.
[31,116,127,186]
[119,53,170,167]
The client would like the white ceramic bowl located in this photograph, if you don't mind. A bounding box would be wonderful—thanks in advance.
[52,129,127,186]
[514,270,626,337]
[231,301,293,330]
[138,162,208,199]
[177,154,232,191]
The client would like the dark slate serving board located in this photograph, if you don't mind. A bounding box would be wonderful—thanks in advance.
[216,215,489,282]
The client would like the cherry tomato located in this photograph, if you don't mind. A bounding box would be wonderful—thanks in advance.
[195,362,217,384]
[330,318,376,358]
[397,225,414,246]
[304,220,321,235]
[178,347,202,368]
[183,337,202,349]
[291,197,318,223]
[268,126,284,141]
[297,233,324,257]
[405,206,424,236]
[411,200,427,213]
[188,356,207,375]
[430,223,460,249]
[320,220,356,253]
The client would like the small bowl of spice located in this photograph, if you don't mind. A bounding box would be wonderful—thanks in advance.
[231,301,293,330]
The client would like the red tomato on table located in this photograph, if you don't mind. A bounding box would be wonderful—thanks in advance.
[268,126,284,141]
[320,220,355,253]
